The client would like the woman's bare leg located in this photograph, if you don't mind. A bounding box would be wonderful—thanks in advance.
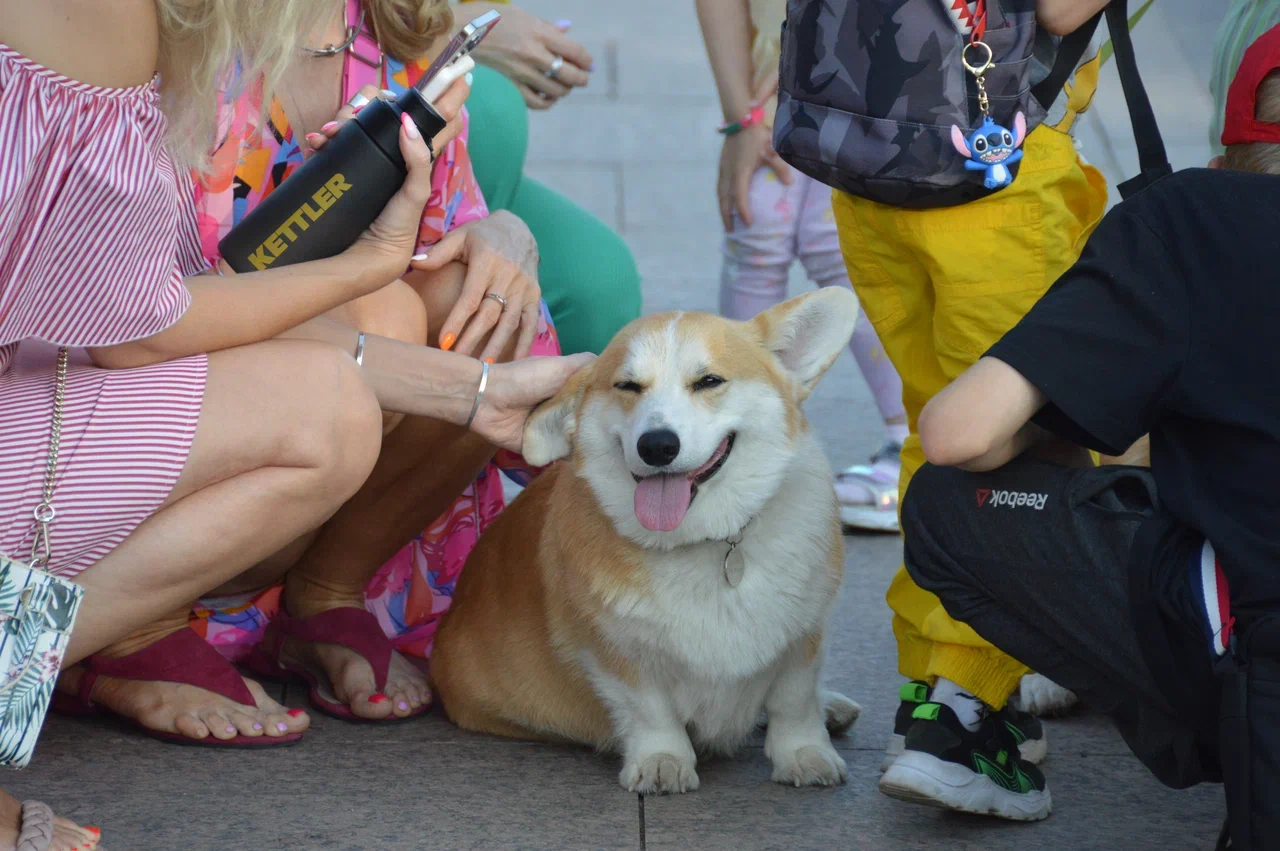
[273,264,514,719]
[58,339,382,741]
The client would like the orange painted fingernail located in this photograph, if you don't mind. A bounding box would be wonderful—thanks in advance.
[440,333,456,351]
[287,708,305,718]
[369,693,389,704]
[485,358,495,364]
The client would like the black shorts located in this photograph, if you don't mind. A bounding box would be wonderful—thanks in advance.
[899,456,1220,789]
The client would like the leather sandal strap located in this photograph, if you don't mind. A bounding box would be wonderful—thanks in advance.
[84,627,256,708]
[271,607,393,692]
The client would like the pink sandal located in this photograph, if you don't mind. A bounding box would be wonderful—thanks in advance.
[247,606,429,723]
[52,626,304,748]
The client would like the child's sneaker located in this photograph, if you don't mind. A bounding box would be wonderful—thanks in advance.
[835,440,901,532]
[882,681,1047,771]
[882,681,928,771]
[879,702,1053,822]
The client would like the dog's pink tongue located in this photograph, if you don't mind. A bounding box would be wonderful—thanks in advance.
[634,474,693,532]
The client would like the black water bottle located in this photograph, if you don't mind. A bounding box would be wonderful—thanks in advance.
[217,88,448,273]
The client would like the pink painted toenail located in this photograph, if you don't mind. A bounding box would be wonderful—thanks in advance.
[287,708,305,718]
[369,693,389,704]
[226,725,236,734]
[253,723,264,730]
[398,701,409,711]
[277,722,288,732]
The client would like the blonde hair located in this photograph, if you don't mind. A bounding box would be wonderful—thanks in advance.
[156,0,452,171]
[1223,70,1280,175]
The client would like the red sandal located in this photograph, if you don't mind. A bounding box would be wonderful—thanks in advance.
[52,626,304,748]
[247,606,429,723]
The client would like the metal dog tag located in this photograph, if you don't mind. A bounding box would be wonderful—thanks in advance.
[723,540,745,588]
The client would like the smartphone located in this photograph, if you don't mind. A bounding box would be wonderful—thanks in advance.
[415,10,501,102]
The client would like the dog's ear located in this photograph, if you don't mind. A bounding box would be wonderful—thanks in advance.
[754,288,859,400]
[522,363,596,467]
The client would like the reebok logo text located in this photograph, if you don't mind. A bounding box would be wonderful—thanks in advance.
[976,488,1047,510]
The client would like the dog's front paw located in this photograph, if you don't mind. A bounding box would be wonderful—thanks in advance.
[620,752,700,795]
[770,743,847,788]
[822,690,861,736]
[1018,673,1079,717]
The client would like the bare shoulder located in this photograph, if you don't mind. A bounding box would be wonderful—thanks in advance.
[0,0,158,88]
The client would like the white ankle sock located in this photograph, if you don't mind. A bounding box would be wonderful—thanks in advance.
[930,678,988,732]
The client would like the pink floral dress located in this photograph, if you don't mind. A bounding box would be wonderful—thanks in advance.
[188,54,556,662]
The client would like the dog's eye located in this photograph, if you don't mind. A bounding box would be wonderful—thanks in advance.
[613,380,643,393]
[692,375,726,391]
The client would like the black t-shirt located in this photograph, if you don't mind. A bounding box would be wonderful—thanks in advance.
[988,168,1280,619]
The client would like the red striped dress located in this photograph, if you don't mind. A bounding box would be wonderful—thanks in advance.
[0,45,207,577]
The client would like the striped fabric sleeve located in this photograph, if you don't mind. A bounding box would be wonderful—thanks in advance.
[1209,0,1280,155]
[0,47,200,349]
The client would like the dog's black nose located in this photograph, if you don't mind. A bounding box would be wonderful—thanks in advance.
[637,429,681,467]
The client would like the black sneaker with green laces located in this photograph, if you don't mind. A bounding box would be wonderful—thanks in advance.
[882,681,1048,771]
[879,702,1052,821]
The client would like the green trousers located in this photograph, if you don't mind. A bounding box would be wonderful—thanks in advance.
[465,66,642,356]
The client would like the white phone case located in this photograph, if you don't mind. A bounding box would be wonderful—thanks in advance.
[419,55,476,103]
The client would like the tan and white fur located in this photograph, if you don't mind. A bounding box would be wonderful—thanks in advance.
[430,288,862,794]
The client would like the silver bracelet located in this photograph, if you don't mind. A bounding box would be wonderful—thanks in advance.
[353,331,366,367]
[464,360,489,430]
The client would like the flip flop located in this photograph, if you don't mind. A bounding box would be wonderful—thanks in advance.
[51,626,303,748]
[247,606,428,723]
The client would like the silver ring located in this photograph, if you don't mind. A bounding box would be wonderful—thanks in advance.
[346,92,370,110]
[545,55,565,80]
[484,292,509,310]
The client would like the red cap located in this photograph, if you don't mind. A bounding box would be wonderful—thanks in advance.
[1223,23,1280,146]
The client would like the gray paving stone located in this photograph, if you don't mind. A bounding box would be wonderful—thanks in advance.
[7,736,640,851]
[641,749,1224,851]
[525,101,723,167]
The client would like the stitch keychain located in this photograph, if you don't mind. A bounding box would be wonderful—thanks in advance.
[949,7,1026,190]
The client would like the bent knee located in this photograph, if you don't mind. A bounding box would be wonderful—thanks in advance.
[344,280,429,347]
[404,261,467,348]
[284,341,383,496]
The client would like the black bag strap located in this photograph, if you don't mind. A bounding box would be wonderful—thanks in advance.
[1103,0,1173,198]
[1030,12,1103,110]
[1031,0,1171,200]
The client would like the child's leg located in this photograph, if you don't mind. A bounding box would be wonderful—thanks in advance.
[832,124,1109,710]
[719,168,803,321]
[794,174,907,530]
[794,174,906,440]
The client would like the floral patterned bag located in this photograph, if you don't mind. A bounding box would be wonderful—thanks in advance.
[0,348,85,768]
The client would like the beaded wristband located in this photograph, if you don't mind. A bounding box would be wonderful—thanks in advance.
[717,103,766,136]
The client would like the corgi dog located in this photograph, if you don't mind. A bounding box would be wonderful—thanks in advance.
[430,288,862,794]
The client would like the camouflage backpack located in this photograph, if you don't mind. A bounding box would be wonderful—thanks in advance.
[774,0,1169,208]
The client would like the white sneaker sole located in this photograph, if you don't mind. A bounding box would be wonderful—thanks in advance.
[879,751,1052,822]
[881,734,905,772]
[839,504,900,532]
